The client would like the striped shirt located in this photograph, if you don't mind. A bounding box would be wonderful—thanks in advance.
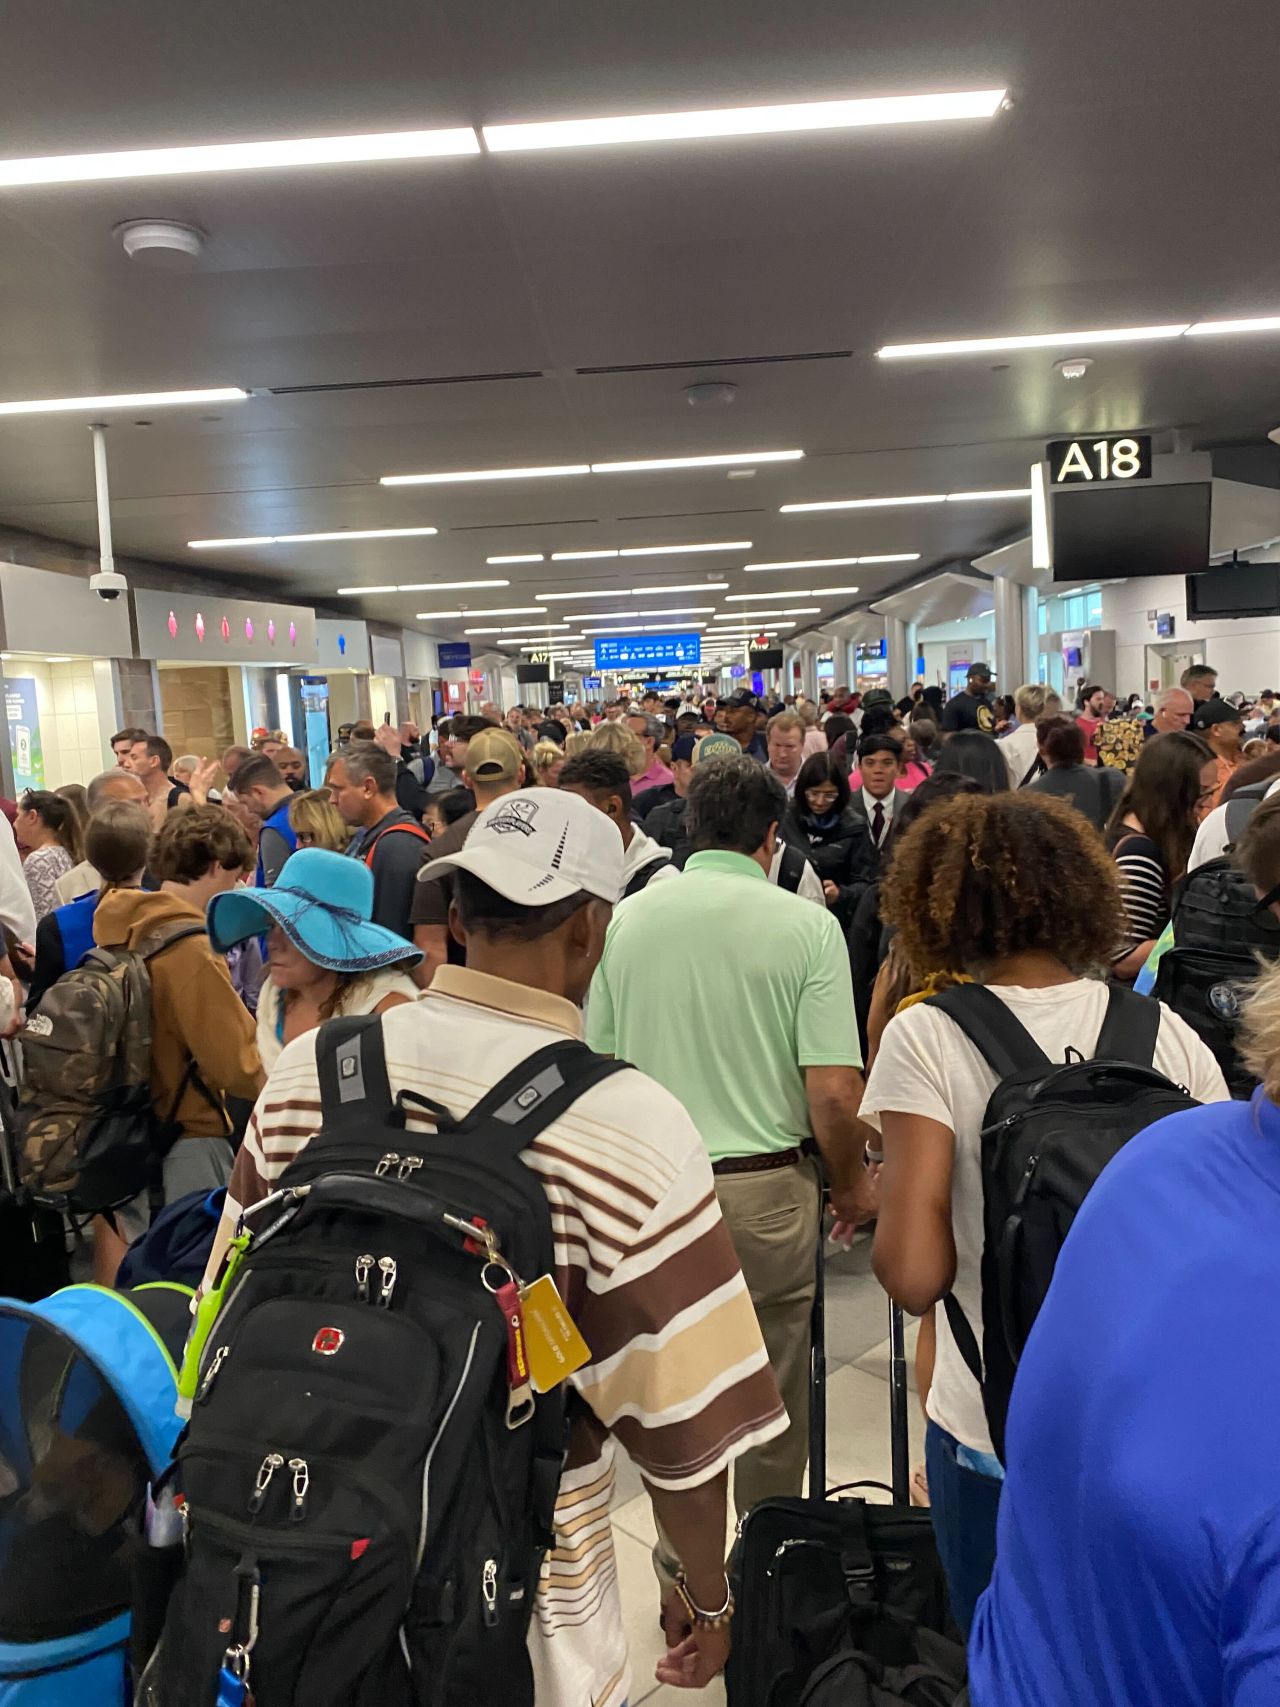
[1110,832,1170,960]
[227,965,785,1707]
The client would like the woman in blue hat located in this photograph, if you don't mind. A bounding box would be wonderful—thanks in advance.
[207,847,422,1073]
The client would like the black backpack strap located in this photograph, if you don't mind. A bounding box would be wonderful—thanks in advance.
[943,1294,984,1388]
[1092,982,1160,1068]
[458,1040,629,1158]
[775,841,807,894]
[315,1014,396,1127]
[924,984,1052,1078]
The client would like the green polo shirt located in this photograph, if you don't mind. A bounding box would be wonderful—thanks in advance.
[586,849,861,1163]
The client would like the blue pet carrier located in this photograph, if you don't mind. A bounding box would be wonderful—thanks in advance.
[0,1282,191,1705]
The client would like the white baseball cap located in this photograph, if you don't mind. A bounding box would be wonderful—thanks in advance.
[420,788,623,907]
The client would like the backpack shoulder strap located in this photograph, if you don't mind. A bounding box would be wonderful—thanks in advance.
[775,841,807,894]
[315,1014,396,1127]
[135,920,208,962]
[1092,981,1160,1068]
[1018,754,1044,788]
[362,820,432,866]
[924,984,1052,1078]
[459,1039,630,1160]
[1225,790,1263,846]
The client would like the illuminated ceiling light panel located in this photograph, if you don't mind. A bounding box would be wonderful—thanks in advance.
[781,491,1027,512]
[189,525,437,548]
[878,324,1190,359]
[551,549,619,561]
[0,128,480,189]
[537,583,730,599]
[743,553,919,571]
[618,541,751,557]
[1186,315,1280,336]
[414,606,547,619]
[565,606,716,621]
[590,449,803,473]
[580,622,709,634]
[465,621,572,634]
[713,608,818,619]
[0,387,247,417]
[486,553,545,564]
[336,578,509,594]
[482,89,1007,152]
[381,463,590,486]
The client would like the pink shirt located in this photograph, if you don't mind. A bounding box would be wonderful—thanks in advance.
[634,756,674,791]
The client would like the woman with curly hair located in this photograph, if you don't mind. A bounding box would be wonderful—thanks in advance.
[860,792,1227,1634]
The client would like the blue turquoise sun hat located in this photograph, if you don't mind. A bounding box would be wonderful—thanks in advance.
[206,847,423,973]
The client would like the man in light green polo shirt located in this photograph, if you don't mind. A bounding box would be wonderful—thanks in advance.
[588,753,871,1520]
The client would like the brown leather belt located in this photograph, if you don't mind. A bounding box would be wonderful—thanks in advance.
[712,1147,802,1178]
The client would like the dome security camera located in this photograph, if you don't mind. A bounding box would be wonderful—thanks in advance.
[90,569,127,601]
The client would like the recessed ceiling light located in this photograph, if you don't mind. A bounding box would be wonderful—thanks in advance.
[336,578,508,594]
[781,490,1028,513]
[381,463,590,486]
[0,386,247,417]
[618,541,751,557]
[551,549,620,561]
[590,450,802,473]
[0,128,480,189]
[482,89,1007,153]
[189,525,437,548]
[485,553,546,564]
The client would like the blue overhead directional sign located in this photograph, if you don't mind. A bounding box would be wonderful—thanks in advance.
[594,632,702,670]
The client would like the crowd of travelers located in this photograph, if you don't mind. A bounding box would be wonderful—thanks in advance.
[4,655,1279,1707]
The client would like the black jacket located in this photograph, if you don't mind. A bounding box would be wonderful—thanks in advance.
[783,803,877,925]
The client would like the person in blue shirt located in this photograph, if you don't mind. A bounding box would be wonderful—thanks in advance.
[231,754,298,887]
[971,807,1280,1706]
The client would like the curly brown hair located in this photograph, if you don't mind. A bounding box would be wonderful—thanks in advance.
[881,792,1123,978]
[151,804,254,884]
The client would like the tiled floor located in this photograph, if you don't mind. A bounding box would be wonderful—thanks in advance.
[614,1237,925,1705]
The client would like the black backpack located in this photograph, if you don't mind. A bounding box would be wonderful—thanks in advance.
[925,983,1199,1461]
[622,851,672,896]
[1152,784,1280,1095]
[149,1018,625,1707]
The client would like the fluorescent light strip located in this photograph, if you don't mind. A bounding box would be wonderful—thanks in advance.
[590,449,802,473]
[381,463,590,486]
[0,128,480,189]
[0,387,246,418]
[551,549,619,561]
[713,608,819,619]
[465,622,572,634]
[486,553,545,564]
[483,89,1007,152]
[537,583,730,599]
[580,623,708,634]
[414,606,547,619]
[877,316,1280,358]
[190,525,437,549]
[780,489,1028,513]
[336,578,508,594]
[743,553,920,571]
[726,586,859,601]
[564,607,716,621]
[619,541,751,557]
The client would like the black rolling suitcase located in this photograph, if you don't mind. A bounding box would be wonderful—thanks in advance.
[727,1240,966,1707]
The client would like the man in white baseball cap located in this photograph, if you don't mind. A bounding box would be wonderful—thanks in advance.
[221,785,784,1700]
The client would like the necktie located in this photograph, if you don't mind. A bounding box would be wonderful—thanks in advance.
[872,801,885,846]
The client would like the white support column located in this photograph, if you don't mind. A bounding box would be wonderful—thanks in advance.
[904,621,919,691]
[1020,585,1040,684]
[801,646,818,701]
[844,637,857,692]
[885,616,910,699]
[993,576,1026,696]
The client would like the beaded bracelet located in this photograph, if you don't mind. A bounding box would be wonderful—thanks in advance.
[674,1569,735,1630]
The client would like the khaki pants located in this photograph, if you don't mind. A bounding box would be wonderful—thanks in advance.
[654,1155,821,1584]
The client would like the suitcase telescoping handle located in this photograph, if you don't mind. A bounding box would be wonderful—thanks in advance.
[808,1213,826,1496]
[888,1299,910,1506]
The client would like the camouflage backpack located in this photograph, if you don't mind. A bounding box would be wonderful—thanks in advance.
[18,920,206,1213]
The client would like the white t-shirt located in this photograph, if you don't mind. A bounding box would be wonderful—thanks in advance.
[860,981,1230,1454]
[1189,774,1280,873]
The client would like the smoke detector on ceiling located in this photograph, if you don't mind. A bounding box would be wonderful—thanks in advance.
[1056,357,1093,380]
[683,381,738,408]
[115,219,206,265]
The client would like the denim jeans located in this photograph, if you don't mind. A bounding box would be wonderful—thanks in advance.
[924,1419,1002,1637]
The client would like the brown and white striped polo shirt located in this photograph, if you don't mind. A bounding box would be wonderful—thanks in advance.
[227,965,785,1707]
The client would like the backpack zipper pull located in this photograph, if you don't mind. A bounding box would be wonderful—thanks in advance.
[377,1256,398,1308]
[247,1452,284,1514]
[355,1254,373,1302]
[288,1457,310,1523]
[397,1155,423,1183]
[196,1344,229,1404]
[375,1152,401,1177]
[482,1559,499,1628]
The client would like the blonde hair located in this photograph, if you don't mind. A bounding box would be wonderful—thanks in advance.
[563,729,592,759]
[586,720,647,778]
[1237,958,1280,1102]
[531,739,565,780]
[287,789,349,853]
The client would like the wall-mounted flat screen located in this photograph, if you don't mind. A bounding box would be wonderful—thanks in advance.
[1051,481,1211,582]
[516,662,550,684]
[749,648,784,670]
[1185,563,1280,621]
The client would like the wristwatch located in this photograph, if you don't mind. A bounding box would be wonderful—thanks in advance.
[673,1569,735,1631]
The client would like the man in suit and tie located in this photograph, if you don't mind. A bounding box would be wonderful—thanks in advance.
[849,734,905,861]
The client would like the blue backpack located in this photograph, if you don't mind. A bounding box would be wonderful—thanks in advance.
[116,1187,225,1289]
